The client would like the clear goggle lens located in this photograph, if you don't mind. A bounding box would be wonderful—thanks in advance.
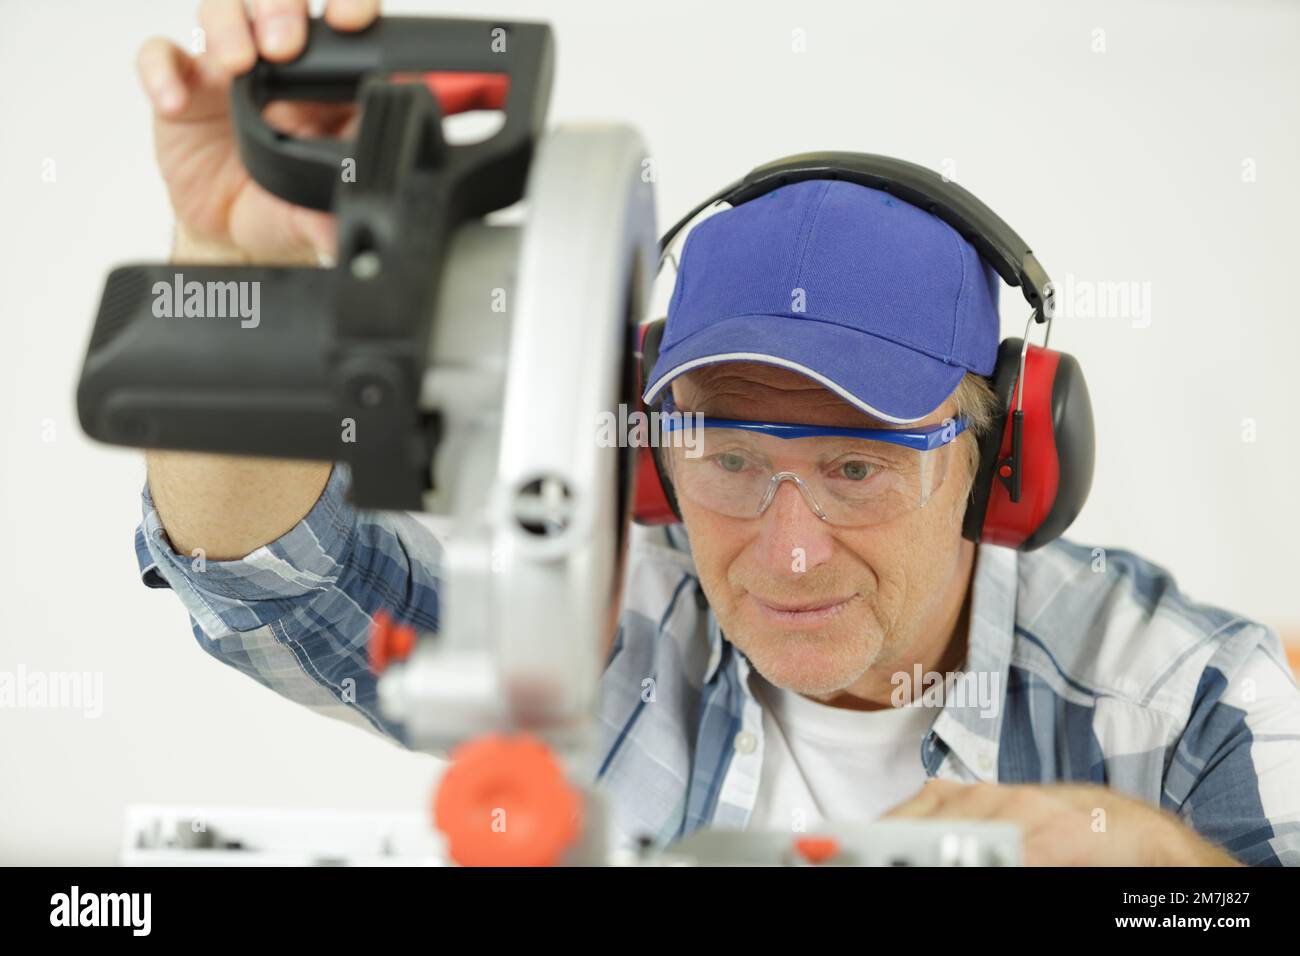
[664,422,956,527]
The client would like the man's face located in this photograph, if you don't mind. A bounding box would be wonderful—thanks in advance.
[670,362,975,699]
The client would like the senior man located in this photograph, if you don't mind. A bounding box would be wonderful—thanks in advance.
[134,0,1299,866]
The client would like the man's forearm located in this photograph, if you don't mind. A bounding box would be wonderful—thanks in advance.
[145,451,332,560]
[144,225,333,562]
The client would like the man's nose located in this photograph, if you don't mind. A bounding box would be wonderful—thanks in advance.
[755,477,835,574]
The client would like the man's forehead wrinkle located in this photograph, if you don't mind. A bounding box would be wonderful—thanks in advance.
[680,368,832,407]
[674,368,956,430]
[678,370,894,429]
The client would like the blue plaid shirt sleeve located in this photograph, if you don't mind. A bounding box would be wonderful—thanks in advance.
[134,462,441,747]
[1162,623,1300,865]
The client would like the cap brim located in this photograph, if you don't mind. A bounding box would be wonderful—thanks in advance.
[641,314,966,424]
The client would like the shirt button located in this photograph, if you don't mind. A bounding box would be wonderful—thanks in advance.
[977,753,994,774]
[733,730,757,755]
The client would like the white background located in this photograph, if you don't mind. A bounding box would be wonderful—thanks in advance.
[1,0,1297,863]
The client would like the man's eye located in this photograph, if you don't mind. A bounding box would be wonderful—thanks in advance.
[839,460,875,481]
[714,453,749,473]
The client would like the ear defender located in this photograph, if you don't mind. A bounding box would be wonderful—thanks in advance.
[633,318,682,525]
[961,338,1095,550]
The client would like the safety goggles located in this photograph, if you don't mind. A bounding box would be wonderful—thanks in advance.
[659,393,967,527]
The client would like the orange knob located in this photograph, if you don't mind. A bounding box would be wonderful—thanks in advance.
[794,836,839,864]
[368,609,416,674]
[433,733,583,867]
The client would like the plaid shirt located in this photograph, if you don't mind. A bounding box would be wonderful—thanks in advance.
[136,463,1300,864]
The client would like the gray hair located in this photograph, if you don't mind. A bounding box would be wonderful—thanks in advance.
[950,372,1001,483]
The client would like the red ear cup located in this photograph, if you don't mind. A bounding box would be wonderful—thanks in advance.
[632,319,683,525]
[962,339,1094,550]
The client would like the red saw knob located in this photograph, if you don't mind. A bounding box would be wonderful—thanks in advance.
[433,733,583,867]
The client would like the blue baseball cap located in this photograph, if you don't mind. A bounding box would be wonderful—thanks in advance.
[641,179,1002,424]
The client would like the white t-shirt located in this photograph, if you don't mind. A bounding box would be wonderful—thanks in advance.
[747,670,935,834]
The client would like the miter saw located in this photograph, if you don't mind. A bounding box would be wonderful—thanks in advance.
[78,14,1020,867]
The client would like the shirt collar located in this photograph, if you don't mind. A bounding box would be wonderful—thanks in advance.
[704,609,727,684]
[924,542,1018,782]
[663,522,731,685]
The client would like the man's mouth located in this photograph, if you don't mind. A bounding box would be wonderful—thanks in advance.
[749,593,855,627]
